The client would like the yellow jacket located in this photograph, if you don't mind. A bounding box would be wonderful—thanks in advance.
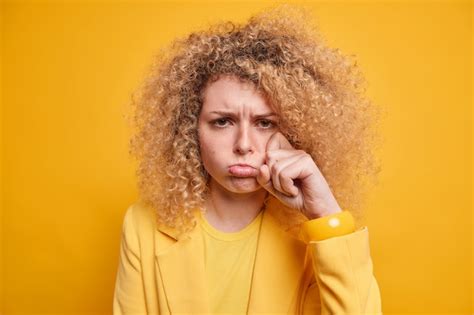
[113,202,382,314]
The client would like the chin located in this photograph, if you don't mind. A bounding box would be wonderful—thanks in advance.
[227,177,262,193]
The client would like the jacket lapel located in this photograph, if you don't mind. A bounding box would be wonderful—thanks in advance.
[248,205,309,314]
[154,209,210,314]
[154,205,309,314]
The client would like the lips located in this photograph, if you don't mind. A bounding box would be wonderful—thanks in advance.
[228,164,259,177]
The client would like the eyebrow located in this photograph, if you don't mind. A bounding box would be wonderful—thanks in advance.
[209,111,278,119]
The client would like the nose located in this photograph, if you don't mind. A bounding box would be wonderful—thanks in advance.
[233,123,254,155]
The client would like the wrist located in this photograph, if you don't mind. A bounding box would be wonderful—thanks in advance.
[305,205,342,220]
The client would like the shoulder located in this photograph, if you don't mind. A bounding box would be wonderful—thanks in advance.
[120,202,157,244]
[121,201,190,246]
[123,201,155,226]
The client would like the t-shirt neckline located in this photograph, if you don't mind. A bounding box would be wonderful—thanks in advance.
[198,210,264,241]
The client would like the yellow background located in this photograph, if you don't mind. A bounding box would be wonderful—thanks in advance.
[1,0,472,314]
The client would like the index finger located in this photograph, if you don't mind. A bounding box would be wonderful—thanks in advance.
[266,132,294,152]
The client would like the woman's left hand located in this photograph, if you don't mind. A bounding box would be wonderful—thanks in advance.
[256,132,342,220]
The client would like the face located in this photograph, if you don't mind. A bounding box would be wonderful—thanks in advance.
[198,75,279,195]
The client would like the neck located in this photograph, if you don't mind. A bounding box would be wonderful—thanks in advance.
[204,180,268,232]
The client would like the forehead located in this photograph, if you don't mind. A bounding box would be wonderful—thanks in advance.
[201,75,273,112]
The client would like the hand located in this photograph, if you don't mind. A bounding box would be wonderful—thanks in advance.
[256,132,342,220]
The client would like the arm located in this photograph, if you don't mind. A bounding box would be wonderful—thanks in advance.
[113,206,148,315]
[255,132,382,313]
[301,214,383,314]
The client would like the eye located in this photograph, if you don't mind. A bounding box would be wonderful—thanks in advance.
[212,118,232,128]
[257,119,277,129]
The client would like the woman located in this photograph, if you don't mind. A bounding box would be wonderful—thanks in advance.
[114,4,383,315]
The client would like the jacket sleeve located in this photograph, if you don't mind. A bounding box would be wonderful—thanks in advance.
[302,226,383,315]
[113,206,149,315]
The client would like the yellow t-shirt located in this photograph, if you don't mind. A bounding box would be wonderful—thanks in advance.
[198,210,263,314]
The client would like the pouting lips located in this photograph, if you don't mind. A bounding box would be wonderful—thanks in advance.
[228,165,259,177]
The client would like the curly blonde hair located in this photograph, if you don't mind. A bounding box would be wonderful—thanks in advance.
[127,4,383,238]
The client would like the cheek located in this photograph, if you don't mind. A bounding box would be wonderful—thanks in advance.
[200,146,225,182]
[199,129,229,153]
[200,143,214,163]
[199,133,222,171]
[258,135,271,151]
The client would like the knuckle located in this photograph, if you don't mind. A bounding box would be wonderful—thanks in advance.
[279,173,289,185]
[266,151,275,159]
[271,163,280,174]
[300,152,311,161]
